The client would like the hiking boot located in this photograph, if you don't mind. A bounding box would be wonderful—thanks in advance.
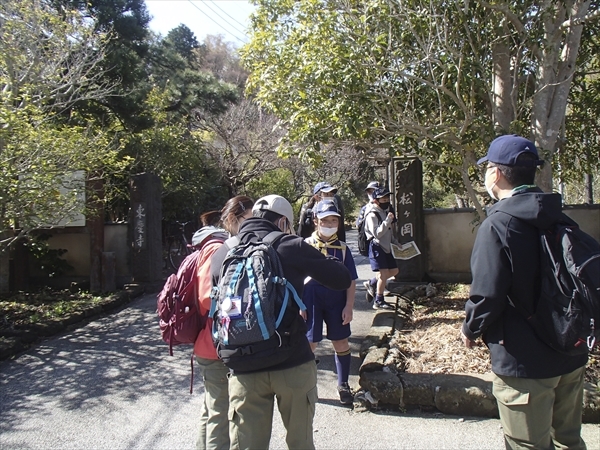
[373,300,394,310]
[363,281,375,303]
[338,383,354,405]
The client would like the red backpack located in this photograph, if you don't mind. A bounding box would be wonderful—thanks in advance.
[157,251,204,356]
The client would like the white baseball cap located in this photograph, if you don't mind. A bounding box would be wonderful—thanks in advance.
[252,195,294,225]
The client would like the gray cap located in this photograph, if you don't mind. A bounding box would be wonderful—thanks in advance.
[191,226,228,248]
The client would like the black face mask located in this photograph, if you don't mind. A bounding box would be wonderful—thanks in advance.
[379,202,390,211]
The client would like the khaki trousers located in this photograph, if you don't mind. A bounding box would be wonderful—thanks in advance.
[227,360,318,450]
[196,357,231,450]
[493,366,587,450]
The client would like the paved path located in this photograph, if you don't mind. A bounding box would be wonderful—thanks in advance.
[1,231,598,449]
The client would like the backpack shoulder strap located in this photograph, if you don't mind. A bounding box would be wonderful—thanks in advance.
[224,235,239,249]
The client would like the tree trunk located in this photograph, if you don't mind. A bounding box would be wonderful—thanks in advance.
[531,0,590,193]
[491,31,514,132]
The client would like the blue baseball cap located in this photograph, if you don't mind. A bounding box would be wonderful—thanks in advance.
[365,181,380,191]
[313,182,337,195]
[314,200,340,219]
[372,187,391,199]
[477,135,544,167]
[313,182,327,195]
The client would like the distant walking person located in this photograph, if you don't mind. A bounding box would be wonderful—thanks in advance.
[298,182,346,241]
[461,135,587,450]
[364,187,397,310]
[355,181,379,228]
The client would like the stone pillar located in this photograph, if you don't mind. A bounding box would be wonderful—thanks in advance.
[390,157,426,282]
[129,173,162,283]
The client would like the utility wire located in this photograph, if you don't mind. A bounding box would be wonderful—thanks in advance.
[200,1,247,37]
[204,0,248,29]
[187,0,247,44]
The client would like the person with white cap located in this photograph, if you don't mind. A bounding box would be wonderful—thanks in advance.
[210,194,352,450]
[461,135,587,450]
[303,200,358,405]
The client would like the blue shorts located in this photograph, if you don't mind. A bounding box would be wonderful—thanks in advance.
[303,283,350,343]
[369,241,397,271]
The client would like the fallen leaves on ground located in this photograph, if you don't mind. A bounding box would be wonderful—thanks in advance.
[389,284,599,385]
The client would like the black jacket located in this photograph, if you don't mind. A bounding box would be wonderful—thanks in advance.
[211,217,352,372]
[463,187,587,378]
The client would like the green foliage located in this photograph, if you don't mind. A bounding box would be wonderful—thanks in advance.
[120,88,228,222]
[0,288,103,325]
[0,0,127,249]
[166,24,200,63]
[246,168,297,204]
[423,178,458,209]
[242,0,600,212]
[56,0,153,130]
[23,234,73,278]
[0,107,124,244]
[561,19,600,195]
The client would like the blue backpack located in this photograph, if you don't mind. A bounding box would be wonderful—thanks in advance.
[210,231,306,371]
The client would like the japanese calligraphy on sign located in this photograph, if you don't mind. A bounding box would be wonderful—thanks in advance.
[133,202,146,249]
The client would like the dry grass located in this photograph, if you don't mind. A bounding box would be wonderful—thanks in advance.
[389,284,599,385]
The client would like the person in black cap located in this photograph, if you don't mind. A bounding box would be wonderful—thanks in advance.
[364,187,397,310]
[461,135,587,450]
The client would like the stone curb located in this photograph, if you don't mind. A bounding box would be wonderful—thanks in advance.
[357,291,600,423]
[0,284,147,361]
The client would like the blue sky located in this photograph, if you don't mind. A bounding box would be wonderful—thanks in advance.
[144,0,256,46]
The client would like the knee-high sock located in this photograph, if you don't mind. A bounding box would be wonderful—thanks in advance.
[335,349,351,385]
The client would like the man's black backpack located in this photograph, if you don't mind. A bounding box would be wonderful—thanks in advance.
[357,210,382,256]
[520,221,600,355]
[210,231,307,371]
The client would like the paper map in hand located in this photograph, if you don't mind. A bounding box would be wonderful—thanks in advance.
[391,241,421,260]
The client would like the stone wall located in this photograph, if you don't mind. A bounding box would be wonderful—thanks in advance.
[424,204,600,283]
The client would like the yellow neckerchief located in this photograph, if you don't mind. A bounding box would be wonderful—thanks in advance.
[307,231,346,262]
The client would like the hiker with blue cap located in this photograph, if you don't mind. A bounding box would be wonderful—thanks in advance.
[297,182,346,241]
[303,200,358,405]
[462,135,588,449]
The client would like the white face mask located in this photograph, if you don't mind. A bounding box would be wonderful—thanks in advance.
[319,226,338,238]
[485,167,499,201]
[278,218,293,234]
